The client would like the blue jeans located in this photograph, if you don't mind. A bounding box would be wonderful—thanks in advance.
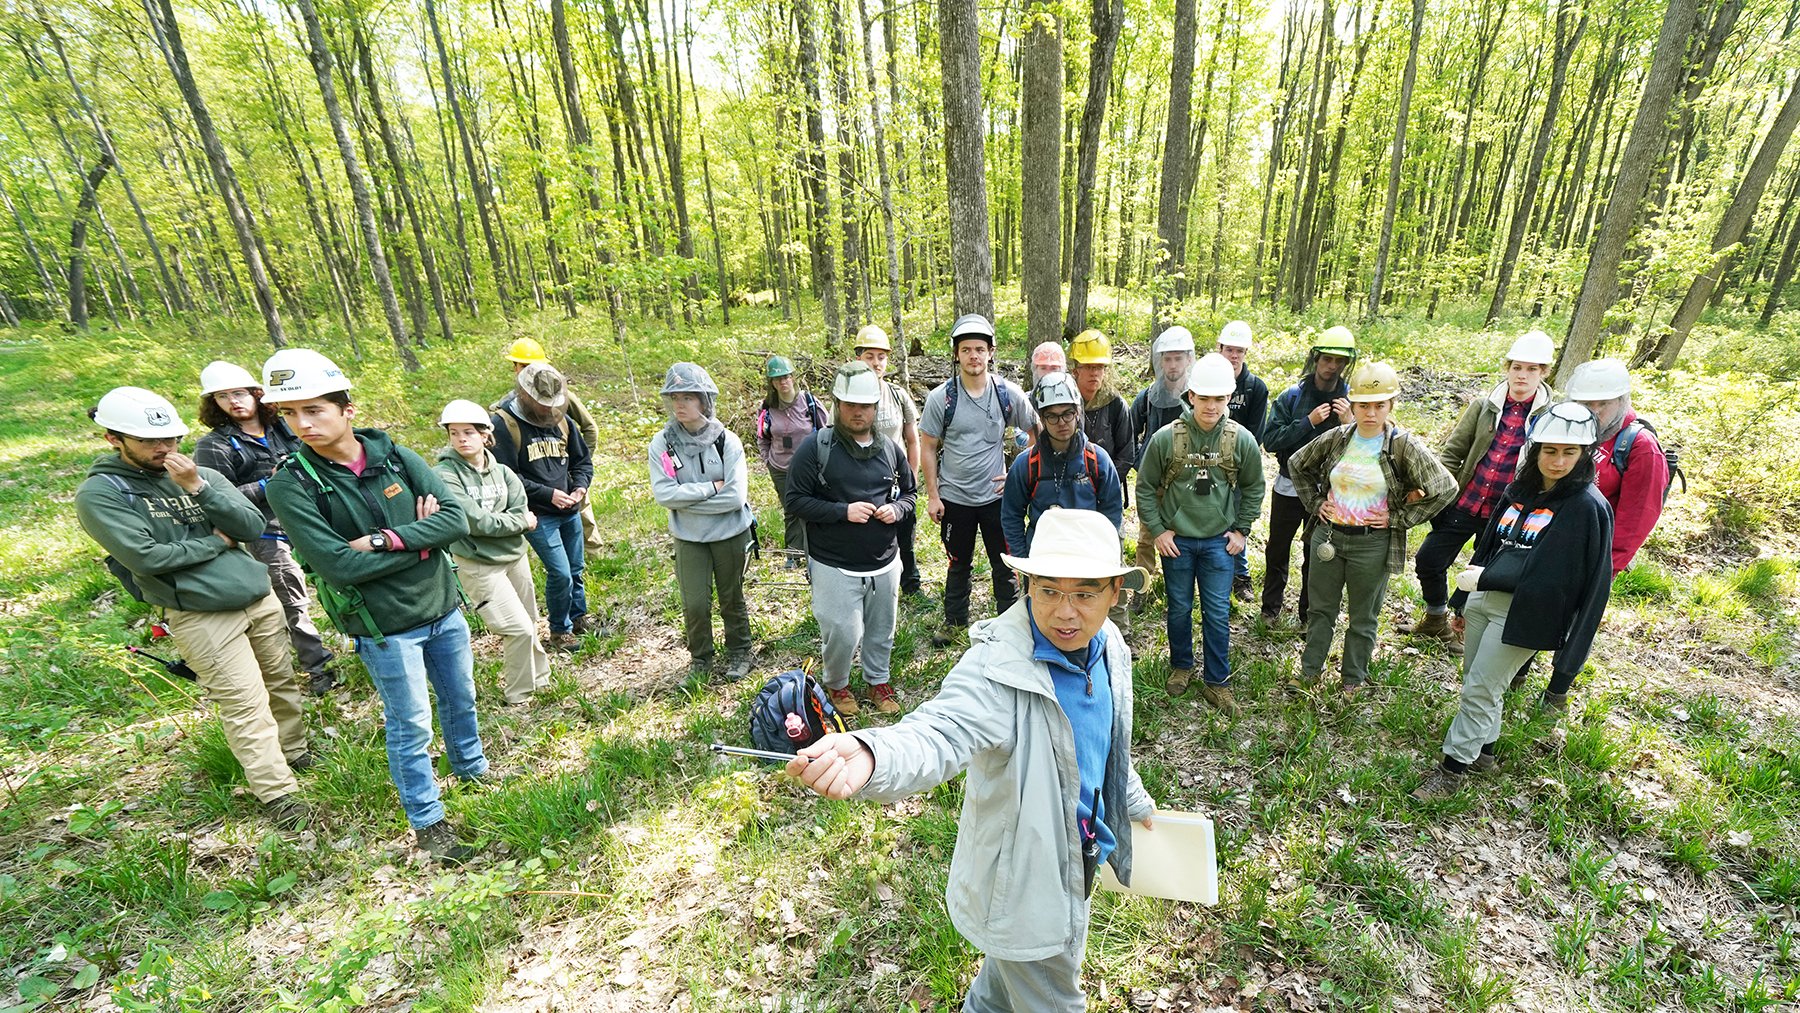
[1234,546,1250,582]
[353,610,487,829]
[526,512,587,634]
[1161,534,1234,684]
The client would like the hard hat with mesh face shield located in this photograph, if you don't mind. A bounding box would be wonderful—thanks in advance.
[92,387,190,439]
[660,362,719,397]
[260,348,351,403]
[1153,326,1196,356]
[1311,325,1356,358]
[1529,401,1598,446]
[1565,358,1631,401]
[1031,342,1067,371]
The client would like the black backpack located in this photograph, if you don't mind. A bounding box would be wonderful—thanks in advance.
[749,669,849,755]
[1611,419,1685,502]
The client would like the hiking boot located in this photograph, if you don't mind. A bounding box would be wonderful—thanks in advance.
[869,683,902,714]
[546,633,579,653]
[930,626,966,649]
[415,819,478,865]
[685,660,712,682]
[1471,752,1499,773]
[1200,683,1241,716]
[723,655,755,683]
[306,669,338,696]
[287,752,317,774]
[570,613,590,636]
[1233,577,1255,603]
[457,765,515,789]
[1509,658,1533,691]
[1339,677,1365,697]
[1410,764,1467,802]
[1539,691,1569,718]
[1166,666,1194,696]
[265,794,312,830]
[1399,611,1462,654]
[827,686,860,718]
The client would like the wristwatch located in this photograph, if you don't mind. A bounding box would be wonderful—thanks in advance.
[368,532,388,551]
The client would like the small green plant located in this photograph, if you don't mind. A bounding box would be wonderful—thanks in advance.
[1729,558,1788,604]
[1612,563,1676,601]
[1552,909,1596,974]
[66,800,125,839]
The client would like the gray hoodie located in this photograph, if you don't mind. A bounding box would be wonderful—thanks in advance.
[432,447,533,565]
[852,602,1155,962]
[647,426,755,543]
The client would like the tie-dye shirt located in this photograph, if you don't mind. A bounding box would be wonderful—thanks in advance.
[1325,432,1389,524]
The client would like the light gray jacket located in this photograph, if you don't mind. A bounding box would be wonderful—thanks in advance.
[854,603,1157,962]
[647,426,755,543]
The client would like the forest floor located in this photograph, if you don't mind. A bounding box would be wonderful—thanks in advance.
[2,298,1799,1012]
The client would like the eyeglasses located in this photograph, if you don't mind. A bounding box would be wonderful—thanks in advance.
[1040,409,1079,424]
[1032,584,1109,609]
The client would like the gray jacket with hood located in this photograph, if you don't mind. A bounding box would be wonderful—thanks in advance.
[852,602,1156,962]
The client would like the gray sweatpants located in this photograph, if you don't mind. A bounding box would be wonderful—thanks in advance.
[1300,525,1390,685]
[248,536,333,675]
[962,901,1090,1012]
[808,558,899,690]
[1442,590,1535,763]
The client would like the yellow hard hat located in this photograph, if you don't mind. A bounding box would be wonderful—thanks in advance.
[505,338,548,364]
[1346,361,1400,402]
[1068,329,1111,365]
[853,325,891,352]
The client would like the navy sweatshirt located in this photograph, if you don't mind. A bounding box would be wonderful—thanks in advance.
[1262,376,1350,479]
[489,402,594,515]
[784,428,918,571]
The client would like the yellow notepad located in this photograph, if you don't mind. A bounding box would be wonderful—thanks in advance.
[1098,809,1217,905]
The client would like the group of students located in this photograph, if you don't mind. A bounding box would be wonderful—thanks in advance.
[75,339,611,863]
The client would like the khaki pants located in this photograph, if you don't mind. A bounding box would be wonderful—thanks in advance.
[164,593,306,802]
[457,554,551,704]
[580,499,602,555]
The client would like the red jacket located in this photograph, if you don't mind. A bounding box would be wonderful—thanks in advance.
[1591,410,1668,574]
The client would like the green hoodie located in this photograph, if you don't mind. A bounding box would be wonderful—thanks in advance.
[1134,406,1267,540]
[75,454,272,612]
[266,428,469,638]
[432,446,533,565]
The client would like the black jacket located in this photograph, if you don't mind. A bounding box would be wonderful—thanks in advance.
[1455,476,1613,680]
[1262,376,1349,479]
[193,421,304,531]
[1129,388,1185,466]
[784,428,917,571]
[1229,367,1270,442]
[1083,394,1135,472]
[490,403,594,515]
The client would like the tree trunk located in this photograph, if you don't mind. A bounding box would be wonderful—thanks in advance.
[67,153,113,329]
[1154,0,1198,326]
[684,6,730,325]
[1639,71,1800,367]
[830,3,865,332]
[1485,5,1584,324]
[1367,0,1425,319]
[426,0,512,316]
[940,0,994,320]
[0,174,64,317]
[859,0,907,360]
[1064,0,1121,335]
[292,0,418,370]
[1021,4,1062,348]
[1759,203,1800,327]
[1558,0,1696,384]
[795,0,844,343]
[550,0,629,348]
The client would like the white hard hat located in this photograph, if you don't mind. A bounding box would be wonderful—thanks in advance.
[439,399,491,428]
[1002,509,1148,591]
[1506,329,1556,365]
[1187,352,1236,397]
[260,348,351,402]
[1032,371,1081,410]
[1153,326,1196,356]
[1529,401,1598,446]
[199,360,259,396]
[1218,320,1253,348]
[93,386,190,439]
[1564,358,1632,401]
[831,361,883,404]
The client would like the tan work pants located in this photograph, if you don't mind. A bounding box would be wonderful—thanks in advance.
[163,593,306,801]
[457,554,552,704]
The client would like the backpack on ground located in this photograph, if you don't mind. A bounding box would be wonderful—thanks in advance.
[1611,419,1685,501]
[748,668,849,755]
[1025,442,1102,499]
[1155,417,1243,501]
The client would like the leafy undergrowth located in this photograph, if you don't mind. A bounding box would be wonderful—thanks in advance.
[2,302,1798,1012]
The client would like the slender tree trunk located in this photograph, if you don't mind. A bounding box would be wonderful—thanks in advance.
[550,0,629,348]
[1367,0,1425,318]
[426,0,511,315]
[1021,4,1062,348]
[796,0,844,343]
[1760,205,1800,327]
[143,0,286,348]
[66,153,113,329]
[292,0,418,370]
[1064,0,1121,336]
[1558,0,1697,385]
[830,4,864,332]
[940,0,994,319]
[858,0,906,360]
[1154,0,1198,326]
[0,174,64,317]
[1486,5,1584,324]
[1640,72,1800,366]
[684,6,730,324]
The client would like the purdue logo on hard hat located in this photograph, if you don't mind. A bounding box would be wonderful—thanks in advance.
[145,408,173,427]
[269,369,296,386]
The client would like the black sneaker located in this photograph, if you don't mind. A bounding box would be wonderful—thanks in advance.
[415,819,478,865]
[287,752,317,773]
[265,794,313,830]
[306,670,338,696]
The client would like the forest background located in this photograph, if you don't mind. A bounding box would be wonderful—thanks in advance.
[3,0,1800,1009]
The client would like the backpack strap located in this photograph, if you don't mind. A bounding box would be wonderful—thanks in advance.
[756,405,771,442]
[279,452,389,645]
[814,427,836,488]
[804,392,828,432]
[1611,421,1640,476]
[1156,418,1241,500]
[1084,445,1100,489]
[941,379,959,430]
[497,409,524,457]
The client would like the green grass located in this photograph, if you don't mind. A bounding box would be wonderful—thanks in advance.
[3,303,1799,1009]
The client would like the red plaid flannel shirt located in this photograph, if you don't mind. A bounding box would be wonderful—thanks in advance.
[1454,398,1531,519]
